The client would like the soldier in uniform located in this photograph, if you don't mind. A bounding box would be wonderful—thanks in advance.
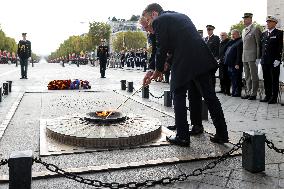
[205,25,220,90]
[260,16,283,104]
[97,39,109,78]
[17,33,31,79]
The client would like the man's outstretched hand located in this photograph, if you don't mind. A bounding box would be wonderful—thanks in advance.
[143,70,163,86]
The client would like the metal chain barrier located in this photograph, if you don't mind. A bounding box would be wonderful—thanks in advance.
[33,137,245,189]
[265,139,284,154]
[0,159,8,167]
[149,91,164,99]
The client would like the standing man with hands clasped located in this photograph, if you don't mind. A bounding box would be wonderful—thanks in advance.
[259,16,283,104]
[241,13,261,100]
[141,3,229,146]
[17,33,31,79]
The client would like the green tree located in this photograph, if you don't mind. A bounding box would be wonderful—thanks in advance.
[111,17,118,21]
[88,21,111,49]
[129,15,140,21]
[112,31,147,52]
[228,20,264,37]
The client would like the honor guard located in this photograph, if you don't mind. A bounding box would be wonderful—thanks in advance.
[205,25,220,90]
[260,15,283,104]
[17,33,31,79]
[97,39,109,78]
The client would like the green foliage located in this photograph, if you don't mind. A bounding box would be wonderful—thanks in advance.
[88,21,111,48]
[112,31,147,52]
[111,17,118,21]
[48,21,111,60]
[228,20,264,37]
[0,28,17,53]
[129,15,140,21]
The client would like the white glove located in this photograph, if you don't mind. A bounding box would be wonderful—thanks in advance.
[28,57,32,61]
[273,60,280,67]
[255,59,261,65]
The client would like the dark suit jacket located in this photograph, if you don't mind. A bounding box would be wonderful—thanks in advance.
[260,28,283,65]
[205,34,220,58]
[152,11,218,91]
[17,40,31,59]
[219,38,230,63]
[97,45,109,62]
[224,38,243,68]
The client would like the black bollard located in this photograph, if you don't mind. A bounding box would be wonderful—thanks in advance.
[127,81,133,92]
[31,60,34,67]
[164,90,172,107]
[142,86,149,98]
[77,61,79,67]
[3,82,9,95]
[121,80,126,90]
[9,150,33,189]
[7,81,12,92]
[0,87,2,102]
[202,99,208,120]
[242,131,266,173]
[62,61,65,67]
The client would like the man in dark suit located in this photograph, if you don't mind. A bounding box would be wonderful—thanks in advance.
[205,25,220,90]
[218,32,231,95]
[17,33,31,79]
[224,29,243,97]
[260,15,283,104]
[142,3,229,145]
[97,39,109,78]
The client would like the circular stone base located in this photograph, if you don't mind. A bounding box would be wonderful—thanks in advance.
[46,114,161,148]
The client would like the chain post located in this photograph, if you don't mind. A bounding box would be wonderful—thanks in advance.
[142,86,149,99]
[3,82,9,95]
[164,90,172,107]
[121,80,126,90]
[127,81,133,93]
[0,87,2,102]
[242,131,266,173]
[9,150,33,189]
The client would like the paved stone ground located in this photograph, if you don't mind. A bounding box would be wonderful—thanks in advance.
[0,62,283,188]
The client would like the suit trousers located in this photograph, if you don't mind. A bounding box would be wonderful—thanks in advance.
[172,72,228,140]
[20,58,28,78]
[243,61,259,96]
[99,60,107,77]
[261,64,280,99]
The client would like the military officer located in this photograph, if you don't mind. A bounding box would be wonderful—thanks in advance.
[260,15,283,104]
[205,25,220,90]
[97,39,109,78]
[17,33,31,79]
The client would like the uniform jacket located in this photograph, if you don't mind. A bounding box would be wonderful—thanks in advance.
[97,45,109,62]
[260,28,283,65]
[152,11,218,91]
[205,34,220,58]
[17,40,31,59]
[242,24,261,62]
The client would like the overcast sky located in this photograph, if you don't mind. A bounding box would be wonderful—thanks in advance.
[0,0,267,55]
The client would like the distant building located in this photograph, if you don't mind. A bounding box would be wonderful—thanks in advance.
[267,0,284,29]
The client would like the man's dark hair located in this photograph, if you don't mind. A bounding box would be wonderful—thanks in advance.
[143,3,163,15]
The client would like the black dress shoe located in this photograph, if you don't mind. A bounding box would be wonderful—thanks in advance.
[189,125,204,135]
[268,98,277,104]
[260,96,270,102]
[167,125,176,130]
[166,135,190,147]
[20,77,24,79]
[210,135,229,144]
[231,94,241,97]
[241,95,250,99]
[248,96,256,100]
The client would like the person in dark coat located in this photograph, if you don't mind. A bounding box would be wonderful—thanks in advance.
[260,15,283,104]
[217,32,231,95]
[17,33,31,79]
[205,25,220,90]
[224,29,243,97]
[97,39,109,78]
[142,3,229,145]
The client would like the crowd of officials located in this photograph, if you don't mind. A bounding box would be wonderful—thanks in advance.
[0,50,18,64]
